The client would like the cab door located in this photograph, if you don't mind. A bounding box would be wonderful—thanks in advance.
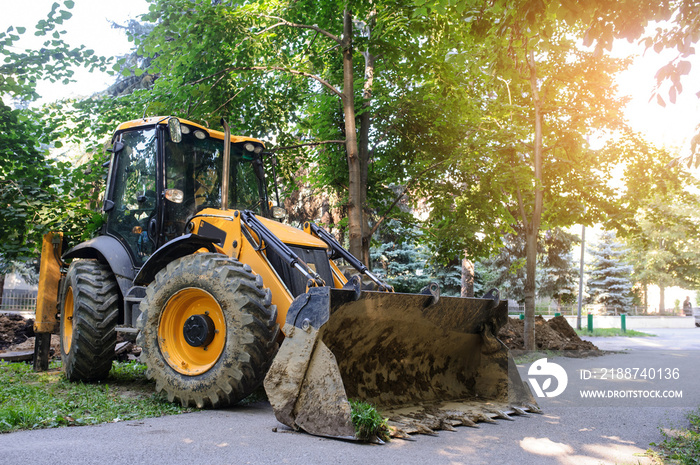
[105,128,159,265]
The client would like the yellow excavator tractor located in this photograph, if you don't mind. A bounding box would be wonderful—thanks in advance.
[35,116,537,439]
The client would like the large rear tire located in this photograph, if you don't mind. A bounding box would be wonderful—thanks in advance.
[59,259,120,381]
[136,253,279,408]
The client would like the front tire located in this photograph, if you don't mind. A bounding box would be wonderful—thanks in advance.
[137,253,279,408]
[59,259,120,381]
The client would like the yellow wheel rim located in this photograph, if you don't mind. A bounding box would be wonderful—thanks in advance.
[158,288,226,375]
[62,286,74,353]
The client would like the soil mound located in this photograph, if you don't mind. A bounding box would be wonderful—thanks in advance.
[0,313,35,350]
[498,315,598,351]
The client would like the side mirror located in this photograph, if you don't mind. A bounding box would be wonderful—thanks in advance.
[108,141,124,153]
[168,117,182,143]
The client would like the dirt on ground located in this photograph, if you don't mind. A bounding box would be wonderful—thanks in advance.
[498,315,599,352]
[0,313,36,351]
[1,312,598,359]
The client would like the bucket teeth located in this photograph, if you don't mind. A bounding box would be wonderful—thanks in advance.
[473,413,497,424]
[442,410,479,428]
[526,403,543,414]
[491,410,515,421]
[510,406,529,416]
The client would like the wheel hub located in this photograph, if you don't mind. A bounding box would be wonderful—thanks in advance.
[183,314,216,347]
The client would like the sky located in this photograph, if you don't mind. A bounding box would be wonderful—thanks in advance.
[1,0,149,102]
[1,0,698,155]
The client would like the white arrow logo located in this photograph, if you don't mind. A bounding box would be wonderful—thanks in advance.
[528,358,568,398]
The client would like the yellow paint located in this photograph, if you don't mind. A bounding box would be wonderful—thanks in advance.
[190,208,242,259]
[329,260,348,288]
[189,209,295,327]
[35,232,62,333]
[61,286,74,352]
[115,117,264,145]
[256,216,327,248]
[158,288,226,375]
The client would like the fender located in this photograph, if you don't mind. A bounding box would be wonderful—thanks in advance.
[133,233,219,286]
[63,235,135,298]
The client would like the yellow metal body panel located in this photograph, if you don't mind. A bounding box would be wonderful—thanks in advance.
[190,208,243,259]
[190,209,297,327]
[35,232,63,333]
[256,216,328,249]
[115,117,264,145]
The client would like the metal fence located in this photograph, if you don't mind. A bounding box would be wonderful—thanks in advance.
[0,289,38,312]
[509,304,650,316]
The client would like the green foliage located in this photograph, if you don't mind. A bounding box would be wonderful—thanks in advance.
[619,146,700,292]
[370,221,472,295]
[648,408,700,465]
[0,3,112,264]
[0,1,111,102]
[480,227,579,303]
[349,399,390,442]
[0,361,193,433]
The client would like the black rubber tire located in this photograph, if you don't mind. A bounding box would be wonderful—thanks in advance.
[59,259,120,381]
[136,253,279,408]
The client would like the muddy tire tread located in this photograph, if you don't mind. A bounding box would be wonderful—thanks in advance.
[60,259,119,381]
[137,253,279,408]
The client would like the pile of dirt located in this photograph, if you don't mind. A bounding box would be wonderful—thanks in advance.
[498,315,598,351]
[0,313,35,351]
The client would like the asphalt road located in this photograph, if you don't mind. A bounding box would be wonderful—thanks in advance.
[1,328,698,465]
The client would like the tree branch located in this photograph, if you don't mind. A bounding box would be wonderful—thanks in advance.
[258,15,341,44]
[269,140,345,152]
[187,66,343,99]
[369,160,447,237]
[211,85,248,116]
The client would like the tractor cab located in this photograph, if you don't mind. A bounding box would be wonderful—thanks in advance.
[103,117,268,266]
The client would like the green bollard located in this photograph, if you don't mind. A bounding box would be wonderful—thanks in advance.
[519,314,525,320]
[587,313,593,332]
[555,312,561,317]
[621,313,626,333]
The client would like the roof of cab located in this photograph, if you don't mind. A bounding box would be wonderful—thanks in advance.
[114,116,264,145]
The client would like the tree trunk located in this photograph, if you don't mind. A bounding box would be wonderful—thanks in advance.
[523,229,538,350]
[341,10,363,261]
[523,50,544,351]
[359,47,376,267]
[0,274,5,309]
[461,254,474,297]
[659,284,665,313]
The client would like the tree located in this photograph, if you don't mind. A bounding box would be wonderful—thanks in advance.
[45,1,422,264]
[479,227,579,307]
[587,230,634,314]
[0,2,111,266]
[417,0,637,349]
[537,228,579,309]
[371,220,467,296]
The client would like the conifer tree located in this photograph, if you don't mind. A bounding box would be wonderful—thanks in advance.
[587,231,634,314]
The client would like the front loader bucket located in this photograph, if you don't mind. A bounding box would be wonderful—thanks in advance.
[264,287,537,439]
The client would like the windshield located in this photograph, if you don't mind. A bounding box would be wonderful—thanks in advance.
[106,128,158,264]
[164,127,266,214]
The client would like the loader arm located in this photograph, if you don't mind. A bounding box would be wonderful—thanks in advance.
[303,221,393,292]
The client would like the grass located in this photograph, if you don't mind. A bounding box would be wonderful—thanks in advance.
[0,360,194,433]
[512,350,564,364]
[576,328,654,337]
[647,409,700,464]
[349,399,390,442]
